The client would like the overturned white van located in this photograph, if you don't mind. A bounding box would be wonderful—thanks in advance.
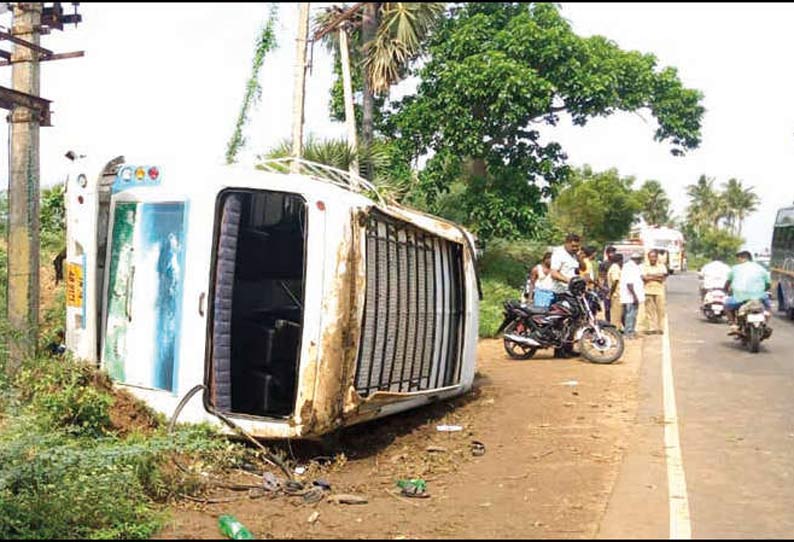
[64,156,480,439]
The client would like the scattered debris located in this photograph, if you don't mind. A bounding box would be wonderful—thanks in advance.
[426,445,448,453]
[307,511,320,524]
[327,494,368,505]
[301,487,325,504]
[397,479,429,498]
[470,440,486,457]
[560,380,579,386]
[436,424,463,432]
[262,472,282,492]
[294,466,307,475]
[285,480,305,495]
[218,514,254,540]
[312,479,332,491]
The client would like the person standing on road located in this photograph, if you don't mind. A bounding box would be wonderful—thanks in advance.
[524,251,554,307]
[580,246,598,286]
[607,253,624,330]
[600,246,617,321]
[549,233,587,357]
[549,233,586,296]
[620,252,646,339]
[641,249,668,334]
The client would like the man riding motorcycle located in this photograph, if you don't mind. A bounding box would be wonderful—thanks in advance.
[724,250,771,333]
[699,259,731,299]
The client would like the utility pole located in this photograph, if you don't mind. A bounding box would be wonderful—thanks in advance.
[338,24,358,178]
[7,2,43,369]
[2,2,82,375]
[290,2,310,174]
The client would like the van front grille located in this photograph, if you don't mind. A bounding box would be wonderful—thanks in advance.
[355,211,466,396]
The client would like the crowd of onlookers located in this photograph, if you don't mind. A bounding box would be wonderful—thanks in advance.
[523,233,668,340]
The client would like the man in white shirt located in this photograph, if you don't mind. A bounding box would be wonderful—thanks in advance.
[699,259,731,297]
[548,233,586,358]
[549,233,586,295]
[620,252,646,339]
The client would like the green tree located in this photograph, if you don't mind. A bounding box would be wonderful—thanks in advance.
[636,180,671,227]
[685,174,721,233]
[548,166,641,246]
[721,178,759,236]
[385,3,704,240]
[259,136,416,201]
[315,3,446,160]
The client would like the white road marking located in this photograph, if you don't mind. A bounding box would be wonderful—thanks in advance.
[663,315,692,539]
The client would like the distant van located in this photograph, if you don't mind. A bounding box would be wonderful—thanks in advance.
[65,156,480,439]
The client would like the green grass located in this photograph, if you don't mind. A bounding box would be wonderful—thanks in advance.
[477,238,548,337]
[0,228,257,539]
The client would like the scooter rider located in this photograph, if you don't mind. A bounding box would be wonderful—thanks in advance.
[699,258,731,299]
[724,250,771,332]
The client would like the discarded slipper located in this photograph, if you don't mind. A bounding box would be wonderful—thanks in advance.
[471,440,486,457]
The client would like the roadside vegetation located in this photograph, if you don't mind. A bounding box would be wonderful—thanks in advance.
[0,186,268,539]
[0,2,767,538]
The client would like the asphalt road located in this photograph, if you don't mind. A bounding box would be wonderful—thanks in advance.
[599,271,794,539]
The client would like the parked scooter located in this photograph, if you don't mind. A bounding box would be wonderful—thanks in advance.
[497,277,624,364]
[732,298,773,353]
[701,288,727,323]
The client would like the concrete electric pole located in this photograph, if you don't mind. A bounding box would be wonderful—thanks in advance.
[7,2,43,369]
[290,2,310,173]
[2,2,82,375]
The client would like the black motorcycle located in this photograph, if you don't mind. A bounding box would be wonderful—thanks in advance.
[733,298,773,353]
[497,277,624,364]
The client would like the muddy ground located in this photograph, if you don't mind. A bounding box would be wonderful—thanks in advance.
[157,338,644,539]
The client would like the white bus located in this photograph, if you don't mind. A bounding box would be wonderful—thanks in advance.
[64,156,480,439]
[638,226,686,273]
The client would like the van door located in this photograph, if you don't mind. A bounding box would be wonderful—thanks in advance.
[101,198,188,392]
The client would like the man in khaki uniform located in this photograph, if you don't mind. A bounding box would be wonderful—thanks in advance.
[607,253,624,330]
[641,249,668,334]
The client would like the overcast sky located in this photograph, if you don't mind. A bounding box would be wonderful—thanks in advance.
[1,2,792,252]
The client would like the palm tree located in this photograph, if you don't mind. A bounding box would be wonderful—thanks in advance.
[314,3,446,175]
[722,178,759,236]
[685,174,720,233]
[258,136,415,201]
[637,180,671,227]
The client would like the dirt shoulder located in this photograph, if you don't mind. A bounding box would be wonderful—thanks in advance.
[157,338,645,539]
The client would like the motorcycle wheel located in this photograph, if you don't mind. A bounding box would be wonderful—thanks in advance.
[705,313,722,323]
[749,326,761,353]
[579,326,624,364]
[503,320,538,360]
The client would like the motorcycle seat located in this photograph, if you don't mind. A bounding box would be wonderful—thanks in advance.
[518,306,549,316]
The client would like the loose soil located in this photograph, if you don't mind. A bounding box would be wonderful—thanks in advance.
[156,337,645,539]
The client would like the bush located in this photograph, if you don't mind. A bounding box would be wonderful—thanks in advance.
[477,238,549,337]
[0,352,253,539]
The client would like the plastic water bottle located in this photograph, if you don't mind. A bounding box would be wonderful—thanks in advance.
[218,515,254,540]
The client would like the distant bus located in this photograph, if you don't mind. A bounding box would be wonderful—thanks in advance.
[771,206,794,319]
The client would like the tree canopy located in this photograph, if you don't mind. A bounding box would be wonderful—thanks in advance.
[548,166,640,246]
[636,180,672,227]
[385,2,705,240]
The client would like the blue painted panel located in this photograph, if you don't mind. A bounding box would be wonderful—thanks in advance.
[139,202,187,392]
